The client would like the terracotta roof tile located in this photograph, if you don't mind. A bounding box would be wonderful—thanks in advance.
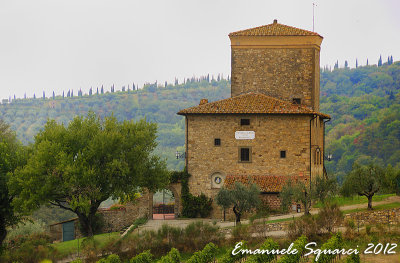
[223,174,307,193]
[229,21,321,37]
[177,92,330,119]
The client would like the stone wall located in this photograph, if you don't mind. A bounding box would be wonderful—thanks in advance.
[186,114,324,218]
[231,48,317,110]
[100,191,152,233]
[260,193,282,210]
[244,208,400,238]
[344,208,400,225]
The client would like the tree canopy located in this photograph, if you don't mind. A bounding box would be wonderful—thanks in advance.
[341,163,383,209]
[0,120,25,247]
[9,112,168,236]
[215,182,260,224]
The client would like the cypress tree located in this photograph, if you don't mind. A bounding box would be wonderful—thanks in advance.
[356,59,358,68]
[344,60,348,68]
[52,91,55,99]
[378,55,382,66]
[43,91,45,99]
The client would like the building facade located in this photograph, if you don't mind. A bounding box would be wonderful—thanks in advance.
[178,20,330,218]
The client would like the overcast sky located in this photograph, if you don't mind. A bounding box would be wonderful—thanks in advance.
[0,0,399,100]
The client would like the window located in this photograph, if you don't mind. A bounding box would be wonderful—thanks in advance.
[214,138,221,146]
[239,147,251,162]
[280,150,286,158]
[240,118,250,126]
[292,98,301,104]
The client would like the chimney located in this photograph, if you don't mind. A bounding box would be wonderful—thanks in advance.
[199,99,208,105]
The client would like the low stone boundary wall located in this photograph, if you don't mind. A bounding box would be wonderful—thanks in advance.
[245,207,400,237]
[344,207,400,225]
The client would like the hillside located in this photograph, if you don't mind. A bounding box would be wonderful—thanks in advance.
[1,62,399,179]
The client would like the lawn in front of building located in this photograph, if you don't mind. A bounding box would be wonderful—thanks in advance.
[313,194,395,208]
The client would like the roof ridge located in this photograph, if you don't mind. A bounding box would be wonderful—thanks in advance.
[177,92,330,119]
[229,21,321,37]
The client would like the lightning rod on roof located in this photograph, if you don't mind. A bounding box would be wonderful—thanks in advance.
[312,2,317,32]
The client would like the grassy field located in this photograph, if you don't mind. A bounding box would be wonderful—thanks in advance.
[52,232,119,257]
[343,202,400,214]
[313,194,395,208]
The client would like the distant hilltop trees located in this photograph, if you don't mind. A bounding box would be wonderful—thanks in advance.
[4,73,229,102]
[323,55,394,72]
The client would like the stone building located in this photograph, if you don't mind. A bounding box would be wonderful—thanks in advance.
[177,20,330,217]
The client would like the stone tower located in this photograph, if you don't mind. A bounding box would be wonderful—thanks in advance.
[229,19,323,111]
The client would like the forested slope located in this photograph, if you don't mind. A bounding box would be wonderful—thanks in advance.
[1,62,399,180]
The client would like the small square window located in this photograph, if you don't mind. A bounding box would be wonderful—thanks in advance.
[280,150,286,158]
[239,147,251,162]
[240,119,250,126]
[292,98,301,105]
[214,138,221,146]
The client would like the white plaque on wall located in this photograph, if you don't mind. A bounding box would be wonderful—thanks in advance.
[235,131,255,140]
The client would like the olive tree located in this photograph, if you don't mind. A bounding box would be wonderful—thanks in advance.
[9,112,168,236]
[215,182,260,224]
[341,163,383,210]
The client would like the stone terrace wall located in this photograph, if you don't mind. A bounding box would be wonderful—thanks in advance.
[244,208,400,238]
[344,208,400,225]
[100,191,152,233]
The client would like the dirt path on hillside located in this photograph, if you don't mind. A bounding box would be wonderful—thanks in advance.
[131,195,400,236]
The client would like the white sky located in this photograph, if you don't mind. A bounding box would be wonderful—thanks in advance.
[0,0,399,100]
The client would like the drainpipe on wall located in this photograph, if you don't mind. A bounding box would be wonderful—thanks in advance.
[185,116,189,169]
[323,118,331,178]
[309,114,317,187]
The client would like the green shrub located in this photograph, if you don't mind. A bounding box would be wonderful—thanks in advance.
[219,241,248,263]
[158,248,181,263]
[130,250,153,263]
[231,224,250,242]
[246,239,279,263]
[186,242,218,263]
[109,204,126,211]
[277,235,307,263]
[5,219,47,241]
[70,260,84,263]
[1,233,56,263]
[173,169,213,218]
[97,254,121,263]
[346,253,360,263]
[314,233,343,262]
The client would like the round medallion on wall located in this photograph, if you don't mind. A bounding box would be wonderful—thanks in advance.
[211,172,225,189]
[214,176,222,184]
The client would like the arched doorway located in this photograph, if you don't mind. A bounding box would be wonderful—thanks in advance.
[152,189,175,220]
